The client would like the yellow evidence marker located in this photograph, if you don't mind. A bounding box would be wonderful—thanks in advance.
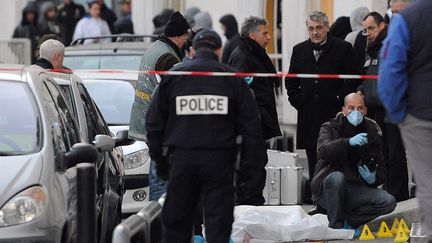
[359,224,376,241]
[394,224,409,243]
[377,221,393,238]
[398,219,410,234]
[391,218,400,234]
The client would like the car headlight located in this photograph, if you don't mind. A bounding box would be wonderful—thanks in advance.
[124,149,150,170]
[0,186,47,227]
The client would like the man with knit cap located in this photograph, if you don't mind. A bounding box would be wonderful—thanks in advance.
[129,11,191,201]
[146,29,264,243]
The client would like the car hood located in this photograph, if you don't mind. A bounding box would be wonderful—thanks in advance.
[0,153,43,206]
[109,125,148,155]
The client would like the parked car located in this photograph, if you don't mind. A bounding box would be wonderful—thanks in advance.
[75,71,150,215]
[0,64,127,242]
[63,35,155,71]
[63,34,154,215]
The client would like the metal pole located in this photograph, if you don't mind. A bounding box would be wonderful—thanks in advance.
[77,163,97,243]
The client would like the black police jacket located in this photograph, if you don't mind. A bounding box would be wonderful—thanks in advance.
[146,50,265,167]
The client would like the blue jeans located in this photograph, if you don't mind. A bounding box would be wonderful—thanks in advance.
[319,171,396,228]
[149,160,167,201]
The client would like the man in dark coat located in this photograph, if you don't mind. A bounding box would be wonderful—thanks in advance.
[96,0,117,33]
[39,2,65,44]
[13,2,40,64]
[310,93,396,229]
[219,14,240,64]
[285,11,360,203]
[358,12,408,202]
[228,16,281,206]
[57,0,85,45]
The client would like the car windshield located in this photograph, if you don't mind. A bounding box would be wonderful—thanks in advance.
[83,80,135,125]
[63,55,142,70]
[0,82,40,155]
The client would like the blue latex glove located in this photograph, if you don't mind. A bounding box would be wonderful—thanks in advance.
[349,133,368,146]
[244,76,254,85]
[358,165,376,184]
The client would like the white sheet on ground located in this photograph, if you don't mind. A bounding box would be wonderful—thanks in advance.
[231,205,354,242]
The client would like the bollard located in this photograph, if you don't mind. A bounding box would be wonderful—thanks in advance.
[77,163,97,243]
[112,194,166,243]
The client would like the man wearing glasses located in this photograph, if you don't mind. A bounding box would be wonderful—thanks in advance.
[358,12,409,202]
[310,93,396,231]
[285,11,359,205]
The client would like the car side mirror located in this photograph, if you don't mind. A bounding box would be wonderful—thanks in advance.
[65,143,98,168]
[93,134,116,152]
[114,130,135,147]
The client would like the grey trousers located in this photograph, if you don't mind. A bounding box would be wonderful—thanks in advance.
[399,114,432,236]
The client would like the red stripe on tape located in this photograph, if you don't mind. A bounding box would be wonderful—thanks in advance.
[0,68,378,80]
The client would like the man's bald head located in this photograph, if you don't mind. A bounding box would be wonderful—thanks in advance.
[344,93,365,106]
[342,93,367,116]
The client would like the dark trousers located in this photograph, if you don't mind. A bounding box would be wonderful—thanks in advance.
[162,148,235,243]
[368,107,409,201]
[304,147,318,203]
[235,140,267,206]
[384,122,409,201]
[319,171,396,228]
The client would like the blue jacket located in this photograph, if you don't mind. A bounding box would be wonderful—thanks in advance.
[377,14,410,124]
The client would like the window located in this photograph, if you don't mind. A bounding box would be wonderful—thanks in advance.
[77,83,110,141]
[44,79,80,145]
[0,82,40,155]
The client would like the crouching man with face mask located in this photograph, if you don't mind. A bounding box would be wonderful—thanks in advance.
[310,93,396,231]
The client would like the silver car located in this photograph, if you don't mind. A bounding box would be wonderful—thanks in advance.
[0,65,127,242]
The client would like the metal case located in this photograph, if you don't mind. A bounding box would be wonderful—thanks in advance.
[280,166,303,205]
[263,166,281,205]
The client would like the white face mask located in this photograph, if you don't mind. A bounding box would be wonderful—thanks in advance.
[347,110,364,127]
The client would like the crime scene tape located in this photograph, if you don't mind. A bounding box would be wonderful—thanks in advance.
[75,69,378,79]
[4,68,378,79]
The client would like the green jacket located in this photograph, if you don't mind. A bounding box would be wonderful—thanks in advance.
[129,39,181,141]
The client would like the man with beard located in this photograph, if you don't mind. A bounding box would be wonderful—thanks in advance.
[358,12,409,201]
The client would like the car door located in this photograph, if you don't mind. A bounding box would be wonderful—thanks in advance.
[75,82,124,243]
[41,75,82,242]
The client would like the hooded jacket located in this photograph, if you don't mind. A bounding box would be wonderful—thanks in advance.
[219,14,240,64]
[39,1,65,42]
[193,11,212,29]
[13,2,40,63]
[345,7,369,45]
[345,7,369,70]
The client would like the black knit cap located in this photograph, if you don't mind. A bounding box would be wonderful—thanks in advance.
[192,29,222,49]
[164,11,191,37]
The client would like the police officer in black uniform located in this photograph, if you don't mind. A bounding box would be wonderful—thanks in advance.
[146,29,265,243]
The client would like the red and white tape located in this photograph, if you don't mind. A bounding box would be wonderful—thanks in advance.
[75,69,378,80]
[6,68,378,79]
